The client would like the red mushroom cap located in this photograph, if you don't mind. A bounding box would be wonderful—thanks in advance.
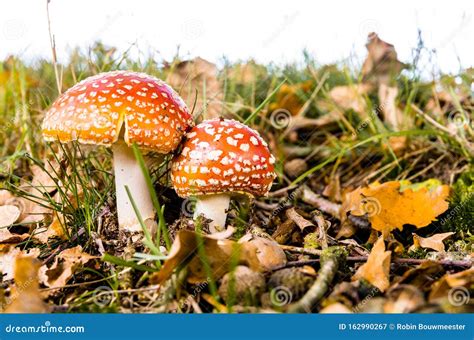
[171,119,277,197]
[42,71,193,153]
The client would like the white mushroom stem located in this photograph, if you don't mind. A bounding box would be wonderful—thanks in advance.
[112,142,157,232]
[194,194,231,233]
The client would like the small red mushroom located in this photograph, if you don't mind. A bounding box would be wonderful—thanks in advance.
[42,71,193,232]
[171,118,276,232]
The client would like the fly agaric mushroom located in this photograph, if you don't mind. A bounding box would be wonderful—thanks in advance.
[42,71,193,232]
[171,119,276,232]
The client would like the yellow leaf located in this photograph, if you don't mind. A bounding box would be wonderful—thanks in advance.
[269,81,313,116]
[0,247,40,281]
[4,256,49,313]
[410,232,454,253]
[352,237,391,292]
[33,211,67,243]
[343,181,450,238]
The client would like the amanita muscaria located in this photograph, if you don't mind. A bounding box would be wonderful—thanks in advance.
[42,71,193,232]
[171,118,276,232]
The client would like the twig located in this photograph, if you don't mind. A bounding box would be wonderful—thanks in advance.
[281,257,472,269]
[267,185,298,198]
[301,186,341,219]
[254,201,279,211]
[311,211,329,249]
[279,245,322,256]
[288,247,346,312]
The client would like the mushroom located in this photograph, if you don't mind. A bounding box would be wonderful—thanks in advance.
[42,71,193,232]
[171,118,276,232]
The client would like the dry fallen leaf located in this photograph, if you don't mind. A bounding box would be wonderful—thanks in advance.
[38,245,97,289]
[151,230,261,284]
[445,267,474,287]
[352,237,391,292]
[4,256,49,313]
[319,302,353,313]
[246,236,287,271]
[319,84,371,117]
[384,285,425,313]
[5,196,50,225]
[323,173,342,203]
[0,247,40,281]
[0,190,14,205]
[343,180,450,237]
[0,229,30,244]
[409,232,455,253]
[0,205,21,228]
[166,57,223,120]
[285,208,314,232]
[386,136,407,154]
[361,33,405,86]
[226,61,267,85]
[33,211,67,243]
[378,83,405,130]
[394,261,445,291]
[29,163,59,195]
[429,267,474,303]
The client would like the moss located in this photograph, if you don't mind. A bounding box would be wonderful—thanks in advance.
[321,246,348,266]
[303,232,321,249]
[436,169,474,233]
[405,247,429,259]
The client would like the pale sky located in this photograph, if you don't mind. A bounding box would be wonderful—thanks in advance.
[1,0,472,74]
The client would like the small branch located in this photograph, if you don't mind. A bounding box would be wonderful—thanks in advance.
[301,186,341,219]
[288,247,346,313]
[267,185,299,198]
[311,211,329,249]
[282,257,472,269]
[279,245,322,257]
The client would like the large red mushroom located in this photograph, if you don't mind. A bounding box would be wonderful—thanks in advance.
[171,118,276,232]
[42,71,193,232]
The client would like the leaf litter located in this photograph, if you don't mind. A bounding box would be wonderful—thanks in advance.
[0,33,472,313]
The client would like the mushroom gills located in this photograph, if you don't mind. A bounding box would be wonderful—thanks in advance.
[112,142,156,232]
[194,194,231,233]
